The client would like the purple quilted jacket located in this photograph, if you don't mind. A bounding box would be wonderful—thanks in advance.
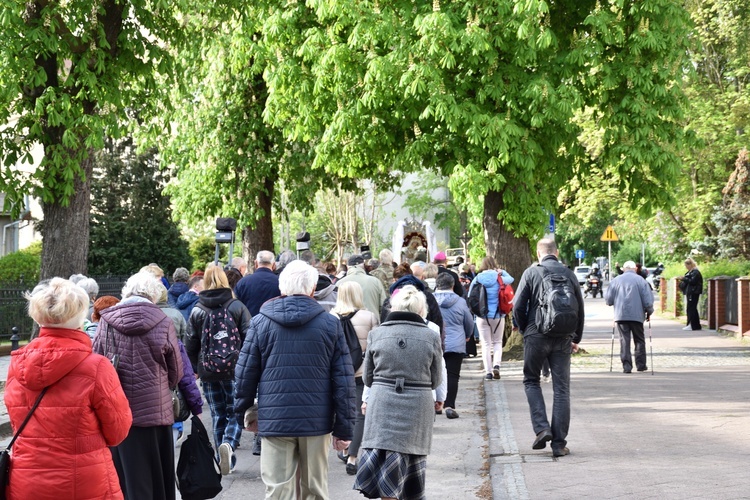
[177,341,203,415]
[93,300,182,426]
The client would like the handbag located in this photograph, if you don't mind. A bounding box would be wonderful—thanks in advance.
[0,388,48,500]
[172,388,191,423]
[176,415,222,500]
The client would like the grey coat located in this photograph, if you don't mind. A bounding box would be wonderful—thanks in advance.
[361,312,443,456]
[605,270,654,322]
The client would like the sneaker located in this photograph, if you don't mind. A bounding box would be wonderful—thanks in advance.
[219,442,233,476]
[492,365,500,379]
[553,447,570,457]
[541,375,551,384]
[682,325,691,330]
[485,373,493,380]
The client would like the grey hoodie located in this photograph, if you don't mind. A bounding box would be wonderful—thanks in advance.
[314,274,338,312]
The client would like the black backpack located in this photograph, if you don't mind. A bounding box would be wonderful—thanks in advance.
[176,415,222,500]
[196,299,241,378]
[339,311,364,371]
[467,281,489,318]
[535,267,580,336]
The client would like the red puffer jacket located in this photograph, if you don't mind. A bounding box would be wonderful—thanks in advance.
[4,327,132,499]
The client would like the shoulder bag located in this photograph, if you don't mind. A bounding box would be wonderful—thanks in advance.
[0,387,48,500]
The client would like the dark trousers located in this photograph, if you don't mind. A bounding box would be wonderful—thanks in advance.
[349,378,366,457]
[617,321,647,372]
[443,352,464,409]
[112,425,175,500]
[522,334,571,452]
[686,293,702,330]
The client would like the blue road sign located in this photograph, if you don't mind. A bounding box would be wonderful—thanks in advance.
[575,249,585,259]
[548,214,555,233]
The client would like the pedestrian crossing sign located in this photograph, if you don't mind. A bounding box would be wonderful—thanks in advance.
[600,225,619,241]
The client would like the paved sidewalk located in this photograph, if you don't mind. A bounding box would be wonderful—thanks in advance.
[1,295,748,499]
[487,297,750,499]
[0,347,491,499]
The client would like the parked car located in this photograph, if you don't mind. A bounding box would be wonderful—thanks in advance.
[573,266,590,286]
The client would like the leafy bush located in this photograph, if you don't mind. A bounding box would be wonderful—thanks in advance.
[0,242,42,284]
[613,240,657,267]
[189,235,227,273]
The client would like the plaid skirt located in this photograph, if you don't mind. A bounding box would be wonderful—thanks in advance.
[353,448,427,500]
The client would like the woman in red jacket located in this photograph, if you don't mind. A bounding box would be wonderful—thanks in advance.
[4,277,132,499]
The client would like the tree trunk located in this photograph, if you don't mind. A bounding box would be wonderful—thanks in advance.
[40,154,94,281]
[242,177,275,261]
[483,189,533,280]
[483,188,534,361]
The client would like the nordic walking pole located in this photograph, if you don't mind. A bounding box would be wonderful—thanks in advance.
[609,323,615,372]
[648,317,654,376]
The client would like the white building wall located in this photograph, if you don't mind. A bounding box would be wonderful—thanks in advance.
[1,118,44,256]
[370,172,451,253]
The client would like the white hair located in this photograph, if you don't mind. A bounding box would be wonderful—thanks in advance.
[379,249,394,265]
[278,250,297,268]
[122,271,163,303]
[26,278,89,329]
[390,285,427,318]
[279,260,319,296]
[256,250,275,266]
[76,277,99,300]
[68,273,87,285]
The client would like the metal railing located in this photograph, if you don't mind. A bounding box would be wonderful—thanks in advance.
[0,275,130,342]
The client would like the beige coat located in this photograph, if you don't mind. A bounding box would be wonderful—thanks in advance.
[332,309,378,378]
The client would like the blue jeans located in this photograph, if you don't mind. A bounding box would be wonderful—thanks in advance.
[203,379,242,452]
[523,334,571,451]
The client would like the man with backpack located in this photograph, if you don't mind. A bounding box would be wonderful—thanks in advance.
[514,239,584,458]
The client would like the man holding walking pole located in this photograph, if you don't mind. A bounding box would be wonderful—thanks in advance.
[604,261,654,373]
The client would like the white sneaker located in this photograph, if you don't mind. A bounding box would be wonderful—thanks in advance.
[219,442,233,476]
[542,375,551,383]
[682,326,692,330]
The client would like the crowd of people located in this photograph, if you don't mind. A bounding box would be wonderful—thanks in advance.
[5,240,690,499]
